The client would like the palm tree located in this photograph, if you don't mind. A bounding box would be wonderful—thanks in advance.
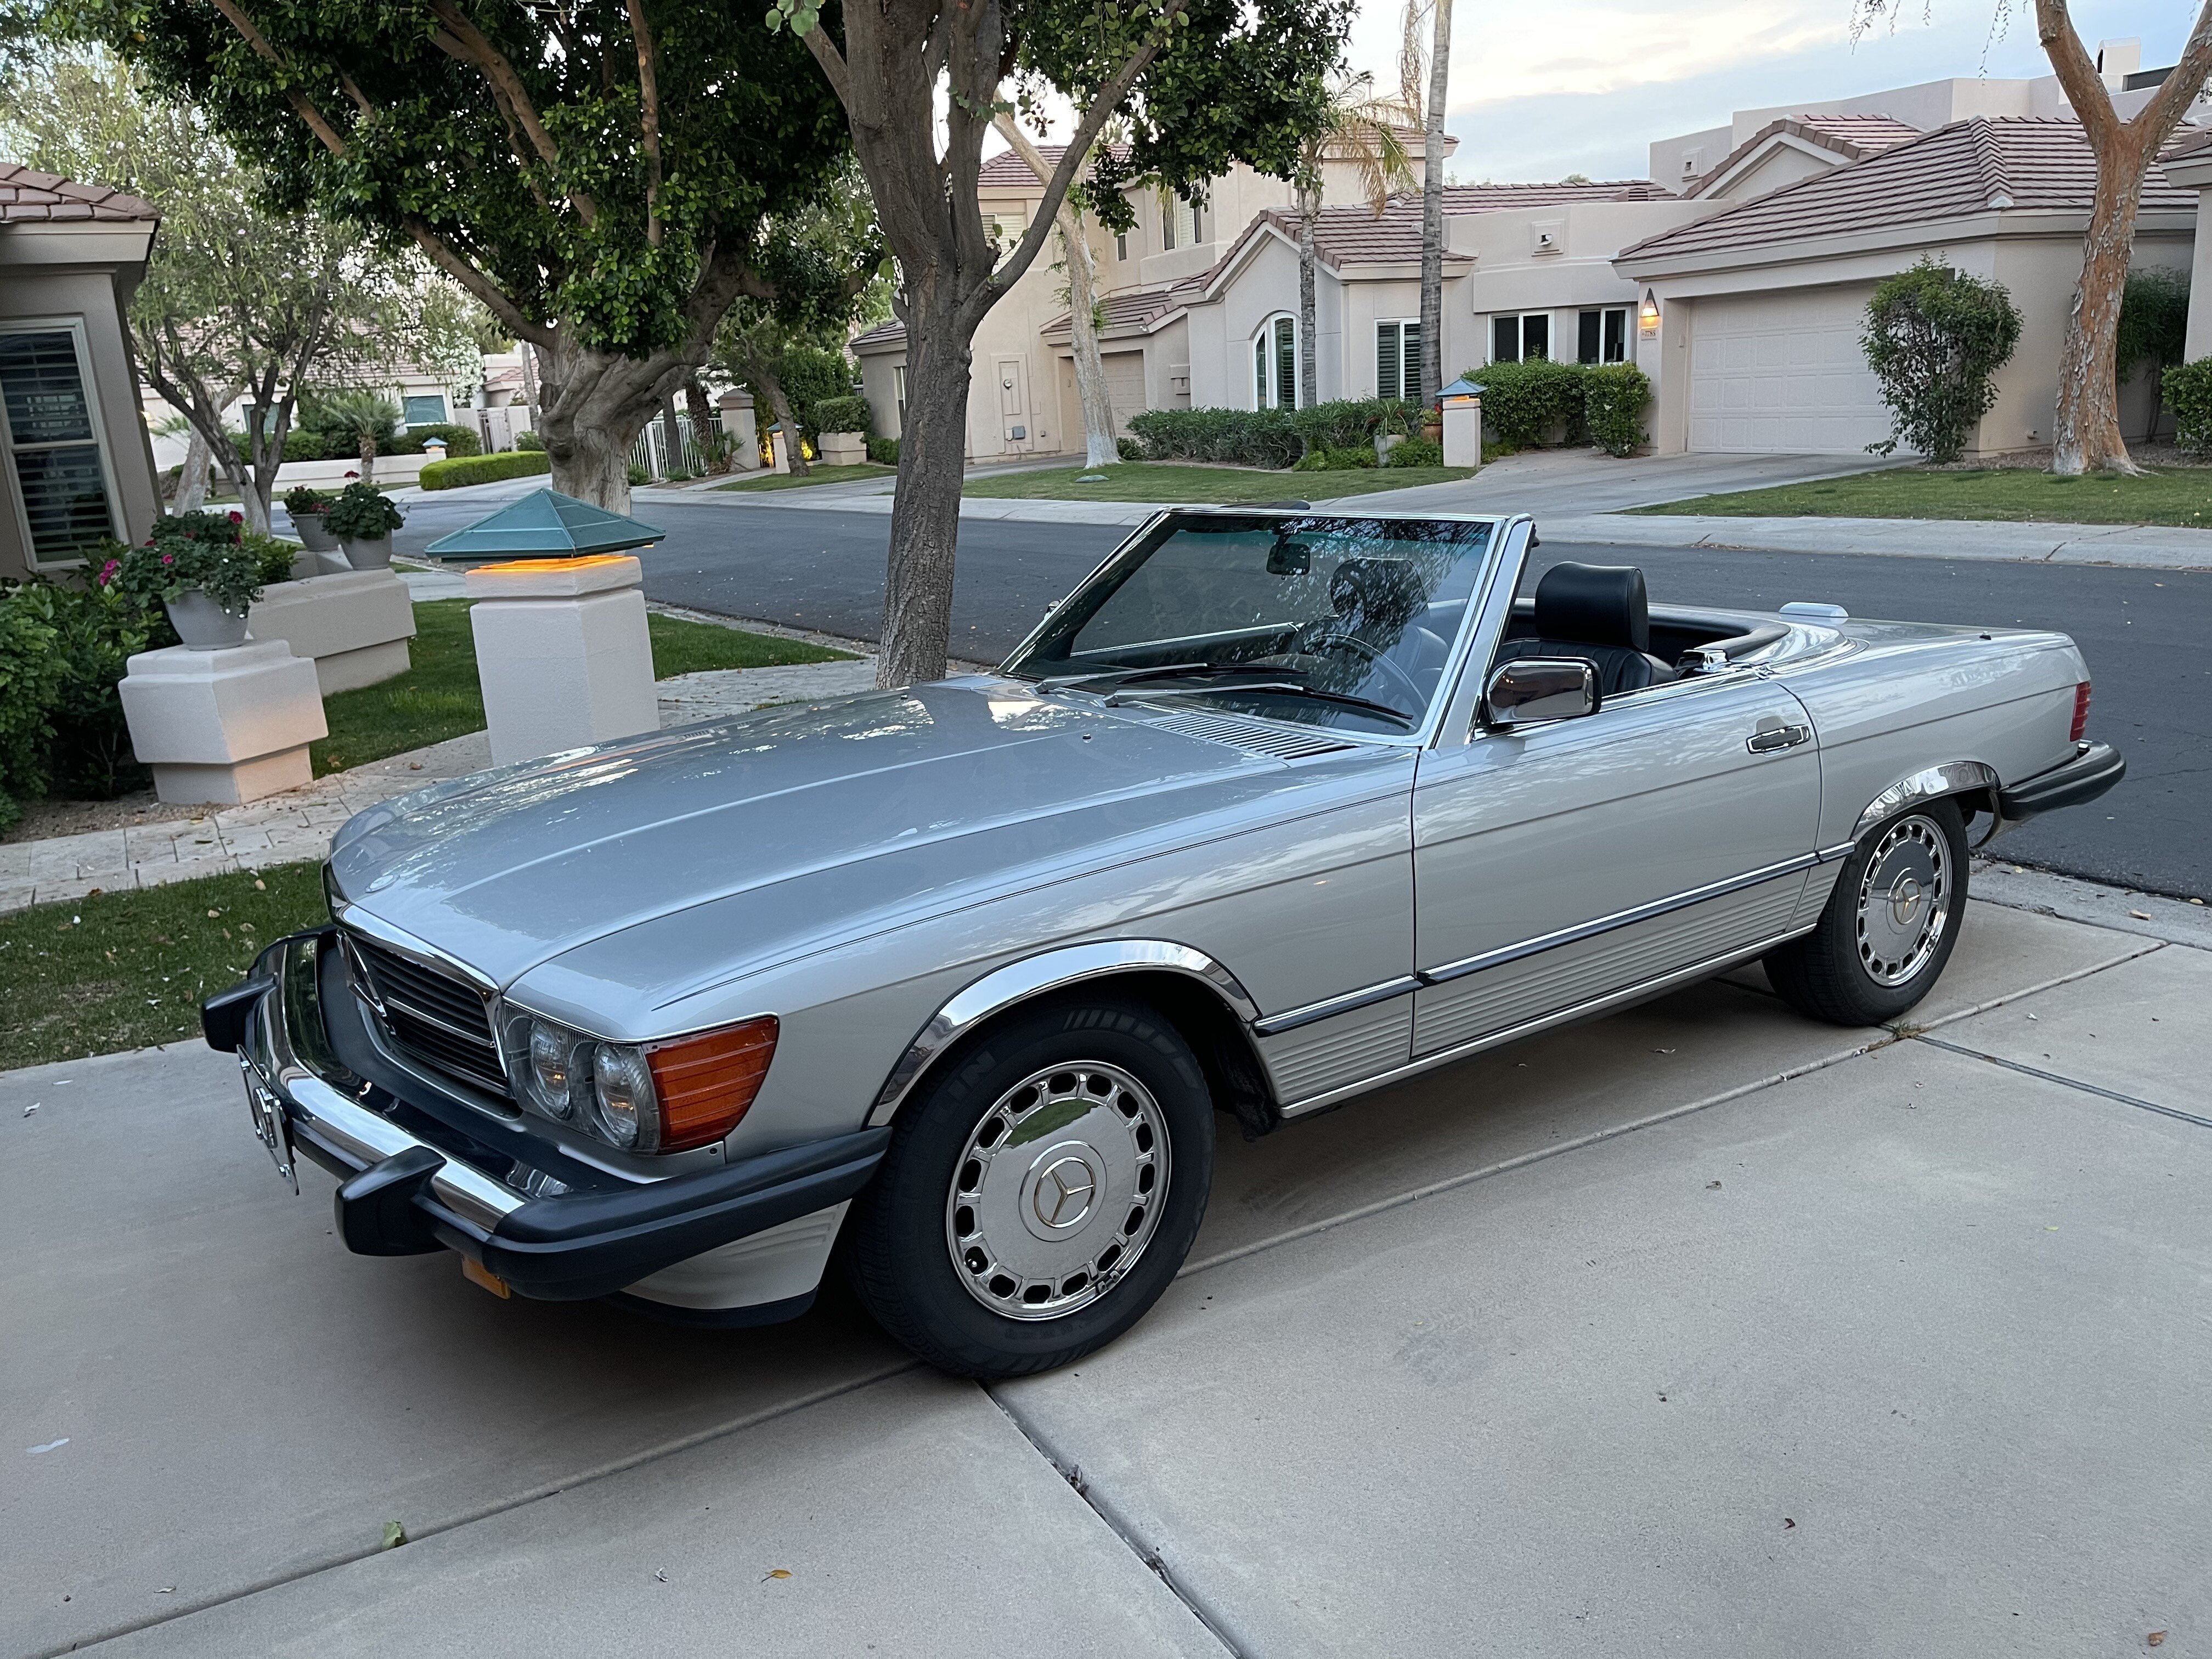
[1295,77,1418,409]
[1410,0,1453,409]
[313,390,402,483]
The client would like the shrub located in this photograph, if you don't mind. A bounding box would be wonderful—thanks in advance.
[283,484,335,517]
[516,430,545,450]
[867,436,900,465]
[1582,363,1652,458]
[394,421,483,458]
[1861,260,2022,462]
[419,450,551,490]
[324,482,405,539]
[2165,357,2212,455]
[2117,268,2191,381]
[1472,359,1587,451]
[0,582,65,830]
[98,533,266,615]
[44,575,167,799]
[812,395,872,435]
[628,463,652,487]
[1125,407,1302,468]
[244,531,300,587]
[1387,436,1442,467]
[1290,398,1416,454]
[774,346,857,437]
[1115,436,1143,462]
[298,390,402,458]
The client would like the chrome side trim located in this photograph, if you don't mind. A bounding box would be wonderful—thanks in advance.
[1252,975,1424,1037]
[1279,925,1813,1119]
[1417,854,1821,986]
[1815,840,1858,864]
[867,940,1264,1126]
[1854,761,2000,840]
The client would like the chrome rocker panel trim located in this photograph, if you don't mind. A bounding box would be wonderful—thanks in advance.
[868,940,1264,1125]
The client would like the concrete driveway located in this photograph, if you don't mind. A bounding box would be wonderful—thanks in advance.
[7,901,2205,1657]
[1329,448,1903,518]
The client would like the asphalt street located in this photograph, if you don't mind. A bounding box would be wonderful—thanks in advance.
[386,495,2206,896]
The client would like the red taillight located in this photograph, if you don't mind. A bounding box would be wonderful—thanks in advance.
[2069,680,2091,743]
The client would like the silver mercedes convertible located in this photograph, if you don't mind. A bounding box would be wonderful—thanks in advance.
[206,509,2123,1376]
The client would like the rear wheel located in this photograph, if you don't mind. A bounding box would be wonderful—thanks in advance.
[847,997,1213,1378]
[1764,799,1968,1026]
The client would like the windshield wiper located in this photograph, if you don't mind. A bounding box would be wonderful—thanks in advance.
[1036,661,1217,694]
[1105,677,1415,729]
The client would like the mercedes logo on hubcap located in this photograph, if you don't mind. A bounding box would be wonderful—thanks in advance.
[1031,1154,1098,1231]
[1889,873,1925,926]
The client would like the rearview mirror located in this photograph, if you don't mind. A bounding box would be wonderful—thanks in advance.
[1266,539,1310,576]
[1483,658,1598,728]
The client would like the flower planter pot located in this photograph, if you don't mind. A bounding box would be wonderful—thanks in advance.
[165,587,250,651]
[291,511,340,554]
[341,534,394,570]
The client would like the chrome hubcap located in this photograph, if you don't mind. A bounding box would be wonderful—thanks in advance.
[945,1062,1169,1321]
[1856,814,1950,986]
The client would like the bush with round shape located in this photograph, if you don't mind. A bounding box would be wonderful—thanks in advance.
[847,995,1215,1377]
[867,436,900,465]
[811,395,873,435]
[2163,357,2212,455]
[1582,362,1652,458]
[323,482,405,540]
[1763,798,1970,1025]
[1471,359,1587,452]
[419,450,552,490]
[1386,436,1442,467]
[389,421,483,459]
[516,430,545,451]
[1861,261,2022,462]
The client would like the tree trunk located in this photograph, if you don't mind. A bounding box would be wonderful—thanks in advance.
[359,428,377,486]
[2053,146,2152,475]
[537,337,699,511]
[173,427,212,512]
[1417,0,1453,408]
[996,118,1119,469]
[763,367,810,477]
[1299,196,1320,411]
[879,287,972,687]
[661,394,685,478]
[684,376,725,472]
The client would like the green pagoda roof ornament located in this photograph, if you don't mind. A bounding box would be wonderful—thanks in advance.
[424,488,664,563]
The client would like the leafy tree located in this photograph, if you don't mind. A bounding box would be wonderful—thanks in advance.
[59,0,857,512]
[1861,261,2022,464]
[1853,0,2212,474]
[0,46,479,531]
[995,117,1118,470]
[1293,76,1414,408]
[768,0,1353,684]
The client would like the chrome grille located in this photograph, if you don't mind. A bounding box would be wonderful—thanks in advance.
[1144,708,1355,760]
[345,932,510,1097]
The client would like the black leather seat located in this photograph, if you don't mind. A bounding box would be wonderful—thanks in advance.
[1311,557,1452,695]
[1496,562,1675,696]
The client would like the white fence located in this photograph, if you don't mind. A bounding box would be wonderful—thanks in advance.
[630,414,724,480]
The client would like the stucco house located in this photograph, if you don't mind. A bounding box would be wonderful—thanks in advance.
[1616,117,2197,456]
[0,164,162,583]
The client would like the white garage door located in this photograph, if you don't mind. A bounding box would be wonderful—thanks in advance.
[1688,286,1901,454]
[1103,353,1148,436]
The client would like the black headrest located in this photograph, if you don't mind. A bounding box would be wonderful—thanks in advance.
[1329,558,1427,630]
[1534,562,1651,654]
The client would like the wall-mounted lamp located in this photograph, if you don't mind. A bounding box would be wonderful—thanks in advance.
[1638,289,1661,332]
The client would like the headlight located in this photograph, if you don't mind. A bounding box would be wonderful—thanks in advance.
[526,1019,581,1119]
[591,1042,653,1148]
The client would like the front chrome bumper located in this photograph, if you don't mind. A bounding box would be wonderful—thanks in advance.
[207,932,889,1310]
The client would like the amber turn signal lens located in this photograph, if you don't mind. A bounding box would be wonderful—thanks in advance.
[644,1017,779,1152]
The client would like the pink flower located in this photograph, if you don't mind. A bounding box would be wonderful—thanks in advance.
[227,510,242,523]
[162,553,174,565]
[345,470,359,478]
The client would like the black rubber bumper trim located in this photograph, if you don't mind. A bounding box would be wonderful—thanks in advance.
[476,1127,891,1301]
[1998,742,2125,823]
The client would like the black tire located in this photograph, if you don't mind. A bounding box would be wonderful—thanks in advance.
[1764,798,1970,1026]
[847,996,1214,1379]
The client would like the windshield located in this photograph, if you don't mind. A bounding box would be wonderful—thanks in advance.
[1005,514,1497,734]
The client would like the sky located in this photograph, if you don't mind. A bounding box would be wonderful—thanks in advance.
[1344,0,2206,182]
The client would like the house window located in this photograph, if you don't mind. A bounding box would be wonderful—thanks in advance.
[1253,314,1298,410]
[1577,308,1629,364]
[1490,313,1550,363]
[0,321,119,566]
[1116,230,1128,261]
[403,393,448,427]
[1375,319,1421,402]
[1161,194,1199,251]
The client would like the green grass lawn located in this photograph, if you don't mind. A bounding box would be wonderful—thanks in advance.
[312,599,853,774]
[958,461,1478,503]
[1634,465,2212,527]
[1,861,328,1068]
[715,462,895,493]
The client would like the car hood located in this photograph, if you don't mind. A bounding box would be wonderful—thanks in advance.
[329,678,1360,993]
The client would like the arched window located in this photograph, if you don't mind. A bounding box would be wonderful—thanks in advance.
[1252,314,1299,411]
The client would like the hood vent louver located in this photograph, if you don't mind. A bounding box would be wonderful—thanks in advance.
[1142,708,1357,760]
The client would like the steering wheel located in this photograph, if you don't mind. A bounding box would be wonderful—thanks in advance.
[1299,630,1426,710]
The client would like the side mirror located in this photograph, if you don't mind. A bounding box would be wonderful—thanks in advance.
[1483,658,1598,728]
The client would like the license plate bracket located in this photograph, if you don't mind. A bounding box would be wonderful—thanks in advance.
[241,1054,298,1195]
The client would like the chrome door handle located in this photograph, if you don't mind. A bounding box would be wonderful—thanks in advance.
[1746,724,1812,753]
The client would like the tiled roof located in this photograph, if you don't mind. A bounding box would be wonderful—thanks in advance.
[1686,114,1922,196]
[977,143,1133,191]
[1039,275,1210,345]
[0,163,158,223]
[1221,179,1669,273]
[851,318,905,352]
[1621,117,2197,264]
[2161,123,2212,161]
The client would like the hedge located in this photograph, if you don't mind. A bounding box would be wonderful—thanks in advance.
[2166,357,2212,455]
[812,396,872,435]
[1582,364,1652,458]
[419,450,551,490]
[1125,407,1304,468]
[1470,359,1588,450]
[867,436,899,465]
[1387,436,1442,467]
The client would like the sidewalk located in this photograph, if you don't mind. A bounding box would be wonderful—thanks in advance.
[1539,510,2212,569]
[0,654,879,915]
[5,875,2204,1657]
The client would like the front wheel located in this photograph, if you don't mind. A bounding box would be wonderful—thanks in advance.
[847,997,1214,1378]
[1764,799,1969,1026]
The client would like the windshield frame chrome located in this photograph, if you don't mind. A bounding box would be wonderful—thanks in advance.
[998,507,1520,749]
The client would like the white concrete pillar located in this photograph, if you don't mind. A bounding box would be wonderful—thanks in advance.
[1440,391,1483,469]
[768,427,792,475]
[118,640,328,805]
[246,569,417,696]
[464,555,658,765]
[717,390,760,470]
